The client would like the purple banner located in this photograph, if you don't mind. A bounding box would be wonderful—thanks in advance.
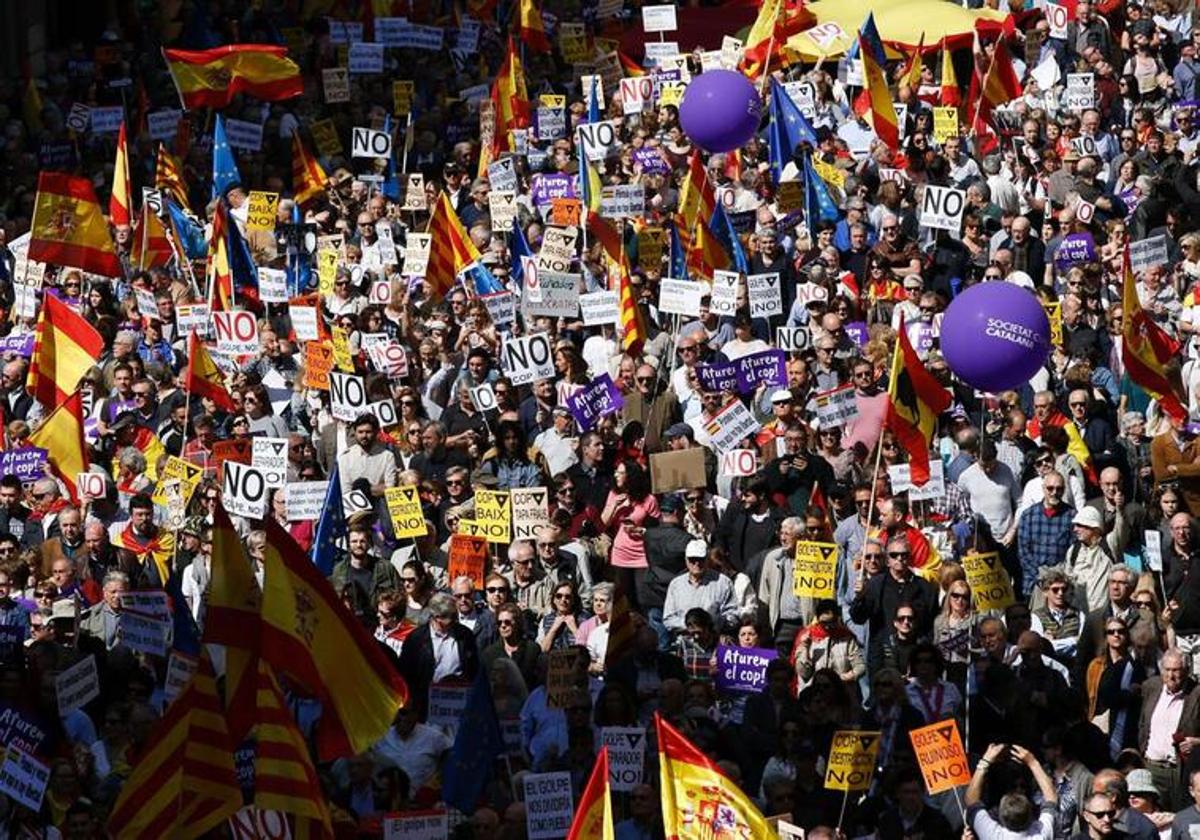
[0,448,47,484]
[844,321,870,347]
[1054,233,1097,269]
[736,350,787,392]
[0,335,35,357]
[0,704,49,756]
[632,148,670,175]
[565,373,625,431]
[908,321,935,354]
[715,645,778,693]
[531,173,577,207]
[696,361,739,393]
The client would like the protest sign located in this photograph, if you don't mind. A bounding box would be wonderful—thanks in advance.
[1054,233,1098,269]
[383,810,449,840]
[1064,73,1095,110]
[962,552,1016,610]
[747,272,782,318]
[500,334,555,385]
[704,400,761,454]
[228,808,293,840]
[887,461,946,502]
[304,342,334,390]
[474,489,512,544]
[546,648,584,708]
[0,747,49,812]
[720,449,757,477]
[0,448,47,484]
[119,591,170,622]
[164,652,199,705]
[385,486,427,539]
[825,730,881,791]
[932,108,958,143]
[523,772,574,840]
[649,448,706,493]
[695,361,739,393]
[213,311,259,355]
[910,719,971,794]
[427,681,470,738]
[579,291,620,326]
[258,267,287,303]
[1130,235,1169,273]
[814,385,860,428]
[348,42,384,73]
[251,437,288,486]
[599,184,644,218]
[118,611,169,657]
[658,278,703,317]
[489,191,518,232]
[77,472,106,500]
[715,645,778,693]
[1145,530,1163,572]
[511,488,550,540]
[286,482,328,521]
[523,271,579,318]
[601,727,646,792]
[323,67,350,103]
[448,535,488,588]
[56,655,99,716]
[736,351,787,392]
[221,461,269,519]
[920,185,966,231]
[565,374,624,430]
[404,233,432,276]
[793,542,838,598]
[777,327,811,352]
[329,372,369,422]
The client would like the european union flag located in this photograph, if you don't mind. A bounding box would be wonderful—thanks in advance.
[464,261,504,295]
[381,114,401,202]
[165,574,201,656]
[669,222,689,280]
[165,198,207,260]
[211,115,242,200]
[510,216,533,291]
[312,464,346,576]
[225,200,260,298]
[803,152,840,235]
[587,77,601,124]
[709,204,748,273]
[285,202,312,296]
[768,77,819,186]
[441,669,505,814]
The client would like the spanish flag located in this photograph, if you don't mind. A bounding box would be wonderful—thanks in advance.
[567,748,614,840]
[259,517,409,760]
[940,40,961,107]
[1122,247,1187,422]
[131,202,174,271]
[657,713,778,839]
[28,390,89,504]
[886,318,952,485]
[491,38,531,156]
[741,0,781,80]
[676,152,715,253]
[27,294,104,410]
[156,143,190,210]
[29,172,123,278]
[186,333,238,412]
[292,129,327,208]
[900,33,925,91]
[618,51,646,77]
[163,44,303,110]
[518,0,551,53]
[207,200,233,311]
[966,35,1022,127]
[685,219,731,281]
[110,121,132,226]
[857,13,900,151]
[23,77,43,135]
[426,191,482,302]
[106,653,243,840]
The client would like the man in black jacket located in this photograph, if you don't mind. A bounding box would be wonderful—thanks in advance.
[715,476,784,574]
[639,496,691,650]
[397,593,480,721]
[849,536,938,669]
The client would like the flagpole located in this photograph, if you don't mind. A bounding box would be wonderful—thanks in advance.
[758,33,776,98]
[139,206,149,272]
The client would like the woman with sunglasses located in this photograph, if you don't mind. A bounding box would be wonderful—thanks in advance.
[1086,616,1146,760]
[477,419,545,490]
[933,577,980,689]
[537,580,586,653]
[242,383,289,439]
[481,602,542,691]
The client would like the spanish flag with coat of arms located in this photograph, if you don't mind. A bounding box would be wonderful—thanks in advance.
[29,172,122,277]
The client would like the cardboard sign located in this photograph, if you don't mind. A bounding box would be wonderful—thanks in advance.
[164,652,199,706]
[793,541,838,598]
[932,108,958,143]
[825,730,881,791]
[714,645,778,693]
[393,80,415,115]
[474,489,511,544]
[910,719,971,794]
[56,655,99,716]
[385,486,427,539]
[600,727,646,792]
[649,447,707,494]
[599,184,644,219]
[221,461,269,519]
[323,68,350,103]
[448,535,488,588]
[962,552,1016,610]
[511,488,550,540]
[920,185,966,232]
[814,384,860,428]
[546,647,584,708]
[704,400,762,454]
[1045,301,1063,347]
[523,772,574,840]
[489,191,518,232]
[747,272,782,318]
[246,191,279,232]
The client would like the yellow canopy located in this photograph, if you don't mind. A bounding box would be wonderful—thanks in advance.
[785,0,1011,60]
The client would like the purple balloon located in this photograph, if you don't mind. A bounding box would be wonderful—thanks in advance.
[940,282,1051,394]
[678,70,762,154]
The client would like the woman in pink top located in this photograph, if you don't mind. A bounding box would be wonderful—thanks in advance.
[601,461,660,578]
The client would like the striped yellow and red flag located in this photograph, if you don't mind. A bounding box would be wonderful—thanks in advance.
[566,748,614,840]
[940,39,961,106]
[741,0,781,79]
[106,652,243,840]
[518,0,551,52]
[1122,246,1187,422]
[292,129,327,208]
[252,661,334,838]
[685,220,731,281]
[186,333,238,412]
[618,51,646,77]
[156,143,190,210]
[26,294,103,410]
[491,37,531,157]
[260,517,408,760]
[207,200,234,312]
[28,390,89,504]
[131,202,174,271]
[901,33,926,91]
[657,713,778,839]
[858,13,900,150]
[886,318,952,485]
[426,191,481,301]
[163,44,303,110]
[29,172,122,277]
[676,152,715,253]
[110,121,132,226]
[966,35,1022,127]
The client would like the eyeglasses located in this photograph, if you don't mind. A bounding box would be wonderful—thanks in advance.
[537,542,556,549]
[637,377,655,384]
[950,592,969,600]
[1087,810,1117,819]
[446,479,464,486]
[485,586,509,594]
[35,590,55,598]
[1134,598,1154,607]
[557,486,575,494]
[1069,401,1087,408]
[685,495,703,503]
[377,609,395,618]
[497,618,515,626]
[554,593,573,600]
[888,551,910,558]
[896,615,915,623]
[401,577,419,585]
[133,391,151,398]
[1048,585,1068,593]
[453,592,473,599]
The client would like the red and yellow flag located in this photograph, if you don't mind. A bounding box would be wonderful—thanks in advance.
[491,37,531,157]
[887,318,952,485]
[131,202,174,271]
[106,653,243,840]
[1122,247,1187,422]
[163,44,303,110]
[685,220,731,281]
[940,40,961,106]
[156,143,190,210]
[567,748,614,840]
[207,201,233,312]
[260,517,408,760]
[28,390,89,504]
[186,333,238,412]
[657,713,778,839]
[901,33,926,91]
[29,172,122,277]
[426,191,481,301]
[292,129,328,208]
[676,152,715,253]
[614,256,645,355]
[858,13,900,150]
[741,0,781,79]
[518,0,551,52]
[110,121,132,226]
[27,294,104,410]
[966,35,1022,126]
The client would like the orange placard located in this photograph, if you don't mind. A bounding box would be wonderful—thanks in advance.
[212,439,253,484]
[304,342,335,390]
[550,198,581,227]
[448,534,488,589]
[909,719,971,794]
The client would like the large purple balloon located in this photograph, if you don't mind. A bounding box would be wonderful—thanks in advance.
[940,283,1051,393]
[678,70,762,154]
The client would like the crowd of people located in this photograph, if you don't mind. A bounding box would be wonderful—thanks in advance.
[1,0,1200,837]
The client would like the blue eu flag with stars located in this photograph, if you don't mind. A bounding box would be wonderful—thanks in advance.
[768,77,819,186]
[510,217,533,292]
[441,669,505,814]
[313,464,346,576]
[211,114,242,200]
[804,151,840,236]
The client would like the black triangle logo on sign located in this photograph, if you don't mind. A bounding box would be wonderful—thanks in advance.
[858,735,877,751]
[936,724,954,742]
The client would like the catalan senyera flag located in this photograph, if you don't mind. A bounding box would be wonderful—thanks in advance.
[901,33,926,91]
[156,143,190,210]
[657,713,778,840]
[163,44,303,110]
[292,129,327,208]
[858,13,900,151]
[200,502,261,743]
[110,121,133,226]
[252,661,334,838]
[131,202,174,271]
[28,391,88,503]
[614,256,645,355]
[966,35,1022,126]
[27,294,104,410]
[586,213,624,264]
[886,318,952,486]
[259,517,408,760]
[1122,247,1188,422]
[940,40,961,106]
[29,172,123,278]
[567,748,614,840]
[186,333,238,412]
[491,38,531,156]
[676,152,716,253]
[106,653,243,840]
[426,191,482,301]
[518,0,551,52]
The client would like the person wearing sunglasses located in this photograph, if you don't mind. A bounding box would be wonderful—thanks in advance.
[480,602,541,691]
[850,536,937,671]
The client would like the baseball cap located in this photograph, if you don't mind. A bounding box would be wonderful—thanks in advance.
[685,539,708,559]
[1072,507,1103,529]
[665,423,694,441]
[770,390,794,405]
[659,494,683,514]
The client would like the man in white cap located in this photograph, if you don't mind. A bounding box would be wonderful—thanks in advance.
[661,539,737,637]
[1066,506,1117,612]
